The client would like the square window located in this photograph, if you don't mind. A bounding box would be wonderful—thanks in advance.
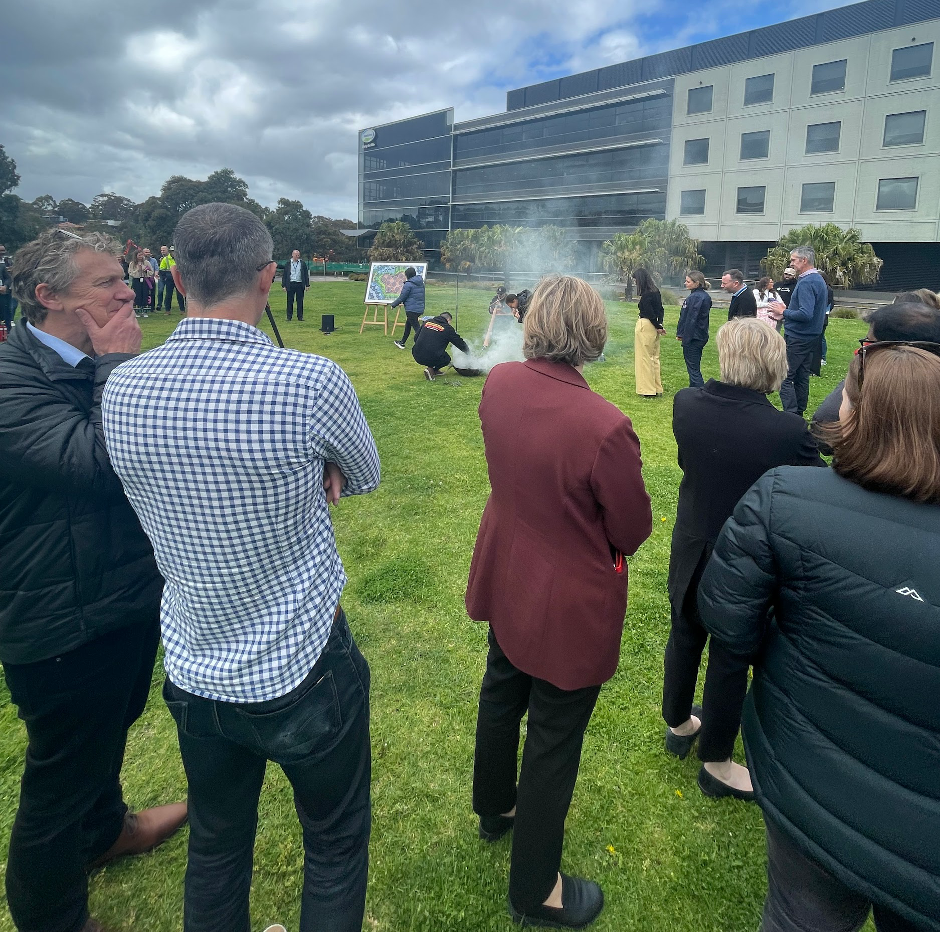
[876,177,918,211]
[744,73,774,106]
[805,121,841,154]
[683,138,710,165]
[891,43,933,81]
[740,130,770,160]
[687,86,713,115]
[737,186,766,214]
[811,59,847,95]
[680,190,706,215]
[883,111,927,147]
[800,182,835,212]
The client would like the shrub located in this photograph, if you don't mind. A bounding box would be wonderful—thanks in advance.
[830,307,858,319]
[660,288,680,306]
[348,273,368,282]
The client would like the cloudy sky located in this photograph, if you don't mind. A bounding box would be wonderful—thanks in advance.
[3,0,844,220]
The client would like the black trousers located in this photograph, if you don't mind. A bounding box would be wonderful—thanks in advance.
[164,610,370,932]
[286,283,306,320]
[132,277,147,309]
[662,553,750,762]
[3,617,161,931]
[400,311,421,343]
[473,627,600,911]
[761,819,923,932]
[780,335,820,417]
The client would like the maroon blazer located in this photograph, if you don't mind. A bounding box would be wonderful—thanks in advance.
[465,359,652,690]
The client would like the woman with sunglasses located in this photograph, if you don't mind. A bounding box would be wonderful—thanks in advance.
[698,341,939,931]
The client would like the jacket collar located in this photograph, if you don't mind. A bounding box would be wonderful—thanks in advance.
[703,378,773,406]
[524,357,589,389]
[7,319,94,383]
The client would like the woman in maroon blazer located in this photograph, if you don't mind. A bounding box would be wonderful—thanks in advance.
[466,275,652,929]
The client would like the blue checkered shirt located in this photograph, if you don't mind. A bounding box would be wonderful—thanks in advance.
[101,318,380,702]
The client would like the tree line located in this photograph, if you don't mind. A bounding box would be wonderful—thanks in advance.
[0,145,366,262]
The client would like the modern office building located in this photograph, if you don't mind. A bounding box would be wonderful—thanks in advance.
[358,0,939,286]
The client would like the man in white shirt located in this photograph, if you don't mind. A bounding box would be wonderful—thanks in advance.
[280,248,310,321]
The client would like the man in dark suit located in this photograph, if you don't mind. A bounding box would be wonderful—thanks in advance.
[281,249,310,321]
[722,269,757,320]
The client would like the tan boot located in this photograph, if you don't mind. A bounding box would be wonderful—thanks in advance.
[88,802,188,871]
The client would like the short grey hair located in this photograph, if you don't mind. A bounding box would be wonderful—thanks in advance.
[11,229,120,326]
[716,317,788,394]
[172,203,273,308]
[790,246,816,265]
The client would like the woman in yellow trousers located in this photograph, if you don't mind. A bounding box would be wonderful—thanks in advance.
[633,268,666,396]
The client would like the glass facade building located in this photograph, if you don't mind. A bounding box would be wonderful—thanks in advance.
[359,0,939,285]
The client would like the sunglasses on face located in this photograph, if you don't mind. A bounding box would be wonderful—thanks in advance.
[853,340,941,387]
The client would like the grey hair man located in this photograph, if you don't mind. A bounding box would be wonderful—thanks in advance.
[769,247,829,417]
[0,229,186,931]
[101,203,381,931]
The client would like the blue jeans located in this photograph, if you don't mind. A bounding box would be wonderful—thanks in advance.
[163,609,371,932]
[682,340,706,388]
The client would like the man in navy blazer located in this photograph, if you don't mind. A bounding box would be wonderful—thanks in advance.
[280,249,310,321]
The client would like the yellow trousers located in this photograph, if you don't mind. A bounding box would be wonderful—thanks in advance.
[635,317,663,396]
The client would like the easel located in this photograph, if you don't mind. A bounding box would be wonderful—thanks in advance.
[360,303,390,335]
[483,304,516,347]
[390,307,405,337]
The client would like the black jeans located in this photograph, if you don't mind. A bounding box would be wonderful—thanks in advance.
[780,335,820,417]
[682,340,706,388]
[286,283,306,320]
[163,608,371,932]
[132,277,147,309]
[663,552,750,761]
[473,627,600,911]
[761,820,922,931]
[3,617,161,931]
[400,311,421,344]
[158,272,175,310]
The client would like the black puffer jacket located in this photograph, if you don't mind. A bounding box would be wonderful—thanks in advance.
[699,466,939,929]
[0,324,162,664]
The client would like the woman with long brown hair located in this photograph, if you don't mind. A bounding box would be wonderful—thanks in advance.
[699,340,939,931]
[632,267,665,397]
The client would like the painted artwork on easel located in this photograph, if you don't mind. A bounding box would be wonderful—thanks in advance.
[364,262,428,304]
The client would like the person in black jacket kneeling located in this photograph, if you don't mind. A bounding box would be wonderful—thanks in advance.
[412,311,469,381]
[699,340,940,931]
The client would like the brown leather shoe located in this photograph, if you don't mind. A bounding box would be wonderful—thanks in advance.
[88,802,188,871]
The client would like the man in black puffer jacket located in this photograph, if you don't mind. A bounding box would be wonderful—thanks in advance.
[0,230,185,932]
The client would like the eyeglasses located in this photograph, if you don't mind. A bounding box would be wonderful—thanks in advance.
[54,228,87,243]
[854,340,941,387]
[256,260,275,272]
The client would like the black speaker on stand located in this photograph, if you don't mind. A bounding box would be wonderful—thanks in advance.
[321,314,335,334]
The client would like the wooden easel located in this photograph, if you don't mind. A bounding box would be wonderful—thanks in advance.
[360,303,390,335]
[483,304,516,347]
[390,307,405,337]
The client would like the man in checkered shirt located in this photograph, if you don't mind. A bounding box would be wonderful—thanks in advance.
[101,203,381,932]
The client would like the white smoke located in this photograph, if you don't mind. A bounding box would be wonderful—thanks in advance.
[452,317,525,373]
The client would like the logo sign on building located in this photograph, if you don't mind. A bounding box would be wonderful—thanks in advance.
[361,128,376,149]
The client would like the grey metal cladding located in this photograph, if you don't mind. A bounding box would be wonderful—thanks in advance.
[559,71,601,99]
[753,16,817,56]
[821,0,895,41]
[507,89,526,111]
[642,47,692,81]
[525,80,562,107]
[691,34,750,70]
[599,60,644,91]
[903,0,939,24]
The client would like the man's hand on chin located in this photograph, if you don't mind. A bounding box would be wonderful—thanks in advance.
[75,304,142,356]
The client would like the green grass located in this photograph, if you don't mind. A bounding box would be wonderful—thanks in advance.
[0,282,867,932]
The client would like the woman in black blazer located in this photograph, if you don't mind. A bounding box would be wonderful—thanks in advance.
[662,318,823,798]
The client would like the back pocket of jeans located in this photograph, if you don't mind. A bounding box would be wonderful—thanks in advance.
[243,671,342,762]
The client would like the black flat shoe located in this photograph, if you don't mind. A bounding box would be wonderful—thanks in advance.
[664,704,703,760]
[698,764,755,801]
[509,874,604,929]
[479,813,514,842]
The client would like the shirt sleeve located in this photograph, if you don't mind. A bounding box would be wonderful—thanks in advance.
[307,362,380,497]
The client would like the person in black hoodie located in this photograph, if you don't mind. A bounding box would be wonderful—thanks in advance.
[675,271,712,387]
[699,342,939,931]
[412,311,469,380]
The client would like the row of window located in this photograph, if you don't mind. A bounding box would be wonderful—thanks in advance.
[362,171,452,203]
[679,175,921,216]
[452,192,667,229]
[682,109,928,165]
[686,41,934,114]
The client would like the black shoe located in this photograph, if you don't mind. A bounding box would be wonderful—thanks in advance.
[509,874,604,930]
[664,704,703,760]
[394,340,406,350]
[697,764,755,802]
[479,813,514,843]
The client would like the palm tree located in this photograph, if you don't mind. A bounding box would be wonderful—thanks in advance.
[368,221,424,263]
[600,220,703,284]
[761,224,882,287]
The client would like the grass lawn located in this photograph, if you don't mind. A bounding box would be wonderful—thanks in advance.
[0,281,868,932]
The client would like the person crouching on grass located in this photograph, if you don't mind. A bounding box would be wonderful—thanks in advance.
[412,311,469,380]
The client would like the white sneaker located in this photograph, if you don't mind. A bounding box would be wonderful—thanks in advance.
[394,340,405,350]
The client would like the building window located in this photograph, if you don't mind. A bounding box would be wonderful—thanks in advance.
[805,121,841,154]
[687,86,713,115]
[810,59,847,94]
[890,43,933,81]
[683,138,710,165]
[800,182,835,213]
[883,111,927,147]
[680,190,706,215]
[744,73,774,106]
[740,130,770,160]
[736,186,766,214]
[876,177,918,211]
